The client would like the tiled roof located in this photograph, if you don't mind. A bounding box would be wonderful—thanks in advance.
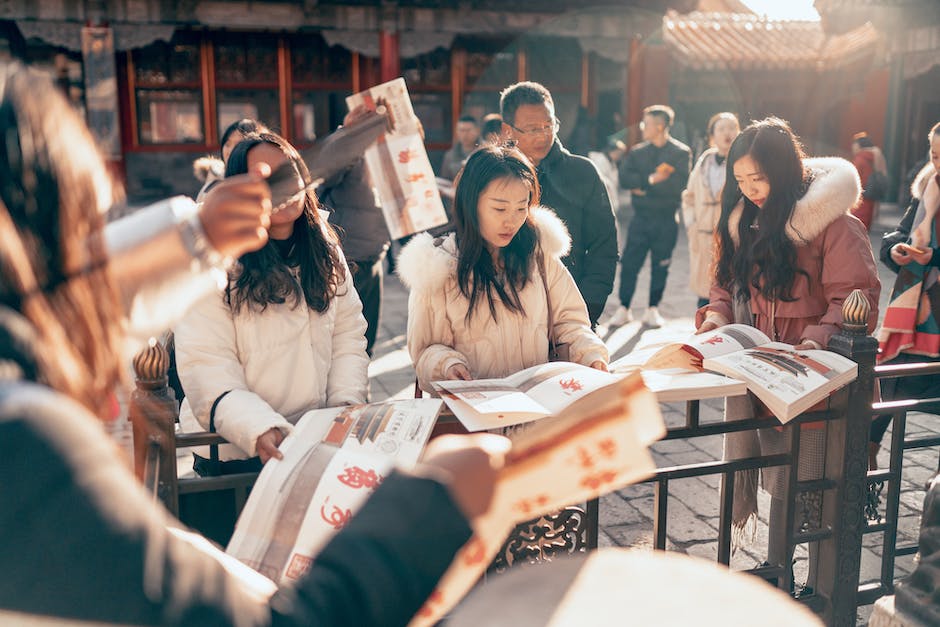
[663,11,880,70]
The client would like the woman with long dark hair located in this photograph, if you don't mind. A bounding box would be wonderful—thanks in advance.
[175,132,370,471]
[695,117,880,593]
[0,62,504,626]
[399,145,607,393]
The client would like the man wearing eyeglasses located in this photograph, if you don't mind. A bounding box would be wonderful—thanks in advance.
[500,81,618,328]
[608,105,691,329]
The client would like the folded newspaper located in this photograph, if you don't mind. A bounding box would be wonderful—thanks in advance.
[227,399,442,582]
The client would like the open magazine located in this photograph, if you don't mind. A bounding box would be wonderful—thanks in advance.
[433,362,621,431]
[611,324,857,423]
[226,399,442,583]
[409,372,665,626]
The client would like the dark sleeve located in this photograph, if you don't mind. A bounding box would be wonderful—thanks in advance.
[272,473,472,627]
[0,393,271,626]
[618,146,649,191]
[880,199,919,272]
[578,165,619,305]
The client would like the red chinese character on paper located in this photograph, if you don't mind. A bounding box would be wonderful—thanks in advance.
[514,494,551,516]
[580,470,618,491]
[462,536,487,566]
[559,378,583,393]
[597,438,617,458]
[285,553,313,579]
[320,500,353,530]
[575,446,595,469]
[702,335,724,346]
[398,149,418,164]
[405,173,426,183]
[416,590,445,618]
[424,189,434,198]
[337,466,383,490]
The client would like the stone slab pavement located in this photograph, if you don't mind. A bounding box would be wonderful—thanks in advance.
[367,203,935,625]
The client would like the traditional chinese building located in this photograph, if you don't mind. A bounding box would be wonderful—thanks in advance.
[0,0,694,200]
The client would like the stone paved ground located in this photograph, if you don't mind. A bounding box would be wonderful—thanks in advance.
[368,204,936,626]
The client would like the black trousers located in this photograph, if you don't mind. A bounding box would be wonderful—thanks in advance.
[618,215,678,309]
[871,352,940,443]
[352,256,384,356]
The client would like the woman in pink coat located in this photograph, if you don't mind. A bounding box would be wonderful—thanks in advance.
[695,117,880,595]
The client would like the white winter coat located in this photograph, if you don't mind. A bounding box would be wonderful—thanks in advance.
[398,207,609,393]
[681,148,726,299]
[175,256,369,461]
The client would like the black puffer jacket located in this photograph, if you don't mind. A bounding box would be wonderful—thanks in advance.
[535,140,618,317]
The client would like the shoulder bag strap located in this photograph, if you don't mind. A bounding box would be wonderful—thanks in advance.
[536,249,557,352]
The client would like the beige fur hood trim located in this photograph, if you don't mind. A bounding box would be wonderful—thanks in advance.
[728,157,860,246]
[396,206,570,292]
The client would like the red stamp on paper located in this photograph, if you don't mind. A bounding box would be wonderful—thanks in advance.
[337,465,383,490]
[285,553,313,579]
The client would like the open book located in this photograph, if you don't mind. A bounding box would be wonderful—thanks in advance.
[226,399,442,583]
[433,362,622,431]
[612,324,857,423]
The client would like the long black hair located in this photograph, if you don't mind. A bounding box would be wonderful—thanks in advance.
[453,145,540,321]
[715,117,810,302]
[224,132,345,313]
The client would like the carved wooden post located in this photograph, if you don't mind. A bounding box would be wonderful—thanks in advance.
[818,289,878,626]
[128,337,180,515]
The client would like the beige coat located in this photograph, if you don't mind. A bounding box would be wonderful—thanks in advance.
[681,148,725,299]
[398,207,608,393]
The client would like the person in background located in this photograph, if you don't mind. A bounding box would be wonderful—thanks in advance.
[481,113,504,145]
[850,131,888,232]
[873,121,940,469]
[175,132,369,474]
[500,81,617,328]
[609,104,691,328]
[320,105,391,356]
[0,61,506,627]
[399,145,608,394]
[696,117,880,595]
[195,118,267,203]
[588,138,626,219]
[441,114,480,181]
[682,112,740,309]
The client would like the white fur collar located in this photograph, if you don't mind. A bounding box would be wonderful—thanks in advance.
[728,157,860,246]
[912,162,937,200]
[396,206,570,292]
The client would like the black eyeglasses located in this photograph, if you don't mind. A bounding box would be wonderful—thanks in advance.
[507,118,560,137]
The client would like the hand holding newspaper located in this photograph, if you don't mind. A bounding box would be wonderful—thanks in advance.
[410,372,665,626]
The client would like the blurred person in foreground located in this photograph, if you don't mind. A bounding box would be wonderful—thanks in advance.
[0,62,507,626]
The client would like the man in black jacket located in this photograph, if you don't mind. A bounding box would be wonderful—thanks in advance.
[500,81,618,327]
[609,105,691,328]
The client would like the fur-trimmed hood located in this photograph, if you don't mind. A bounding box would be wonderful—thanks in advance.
[911,162,937,200]
[397,206,571,293]
[728,157,861,246]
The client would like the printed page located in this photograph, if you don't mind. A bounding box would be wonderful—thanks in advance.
[409,374,665,626]
[704,343,857,422]
[640,369,748,402]
[435,362,619,431]
[346,78,448,239]
[227,399,442,582]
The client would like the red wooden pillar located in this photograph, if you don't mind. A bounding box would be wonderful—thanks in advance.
[379,30,400,84]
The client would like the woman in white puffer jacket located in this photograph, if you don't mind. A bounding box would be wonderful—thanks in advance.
[175,132,369,472]
[398,145,608,394]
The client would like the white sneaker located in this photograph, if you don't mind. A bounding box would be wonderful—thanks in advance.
[643,306,665,328]
[607,306,634,327]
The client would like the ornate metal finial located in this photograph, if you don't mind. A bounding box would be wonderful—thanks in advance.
[133,336,169,384]
[841,289,870,334]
